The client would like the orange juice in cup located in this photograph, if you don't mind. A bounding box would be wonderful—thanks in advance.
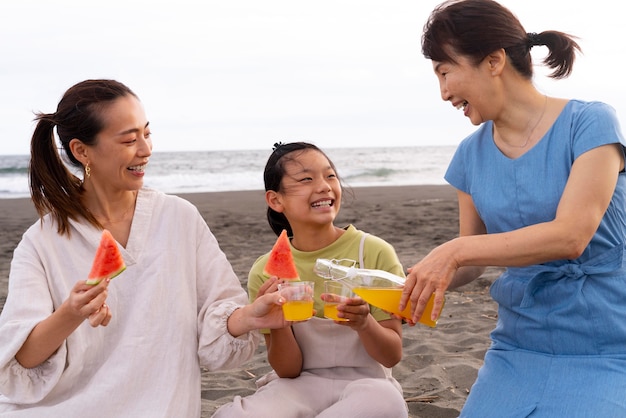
[282,300,315,321]
[278,281,315,321]
[323,281,352,321]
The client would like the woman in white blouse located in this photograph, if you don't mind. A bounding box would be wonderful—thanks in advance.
[0,79,286,416]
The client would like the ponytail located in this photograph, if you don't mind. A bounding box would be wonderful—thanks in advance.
[530,30,581,79]
[29,113,95,235]
[267,208,292,237]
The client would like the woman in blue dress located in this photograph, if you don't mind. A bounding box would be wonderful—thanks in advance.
[400,0,626,416]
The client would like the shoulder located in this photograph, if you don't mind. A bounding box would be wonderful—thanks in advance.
[561,100,621,128]
[564,99,616,114]
[559,100,625,153]
[20,215,63,243]
[141,188,200,215]
[353,227,404,276]
[456,122,493,153]
[349,226,399,258]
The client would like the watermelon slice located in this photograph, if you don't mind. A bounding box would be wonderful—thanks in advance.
[263,229,299,280]
[86,229,126,285]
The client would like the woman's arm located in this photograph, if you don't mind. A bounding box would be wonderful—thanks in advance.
[15,279,111,368]
[402,143,624,323]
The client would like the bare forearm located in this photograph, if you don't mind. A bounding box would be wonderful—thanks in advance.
[452,219,589,271]
[267,328,303,377]
[15,303,83,368]
[357,317,403,368]
[227,305,258,337]
[448,265,486,289]
[227,291,287,337]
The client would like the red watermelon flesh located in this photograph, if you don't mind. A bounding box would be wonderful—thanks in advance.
[263,229,299,280]
[86,229,126,285]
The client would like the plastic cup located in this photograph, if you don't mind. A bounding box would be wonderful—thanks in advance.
[323,281,353,321]
[278,281,315,321]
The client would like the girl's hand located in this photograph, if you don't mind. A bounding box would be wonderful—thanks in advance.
[334,296,371,331]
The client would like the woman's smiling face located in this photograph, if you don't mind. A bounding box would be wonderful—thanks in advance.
[433,51,498,127]
[86,95,153,192]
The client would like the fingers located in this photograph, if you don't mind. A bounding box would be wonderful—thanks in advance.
[321,293,344,304]
[430,291,445,322]
[88,303,112,327]
[257,276,280,297]
[409,282,435,324]
[399,269,417,311]
[68,278,111,321]
[335,297,369,325]
[402,261,451,324]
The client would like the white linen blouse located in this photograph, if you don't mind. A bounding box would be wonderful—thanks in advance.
[0,188,260,416]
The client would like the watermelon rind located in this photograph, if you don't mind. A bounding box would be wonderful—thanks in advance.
[85,266,126,285]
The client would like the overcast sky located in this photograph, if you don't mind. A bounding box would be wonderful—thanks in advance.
[0,0,623,156]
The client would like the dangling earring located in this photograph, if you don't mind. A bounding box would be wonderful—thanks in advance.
[85,163,91,179]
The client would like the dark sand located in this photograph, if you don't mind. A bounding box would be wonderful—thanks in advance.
[0,185,500,417]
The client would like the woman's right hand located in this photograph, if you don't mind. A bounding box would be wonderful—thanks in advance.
[66,278,112,327]
[15,278,112,368]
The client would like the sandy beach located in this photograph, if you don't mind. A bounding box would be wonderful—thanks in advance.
[0,185,500,417]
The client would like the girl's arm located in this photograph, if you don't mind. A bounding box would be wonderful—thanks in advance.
[336,297,403,368]
[265,329,303,378]
[356,317,403,368]
[248,276,303,378]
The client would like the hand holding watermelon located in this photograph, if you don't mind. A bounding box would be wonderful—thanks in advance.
[63,275,112,328]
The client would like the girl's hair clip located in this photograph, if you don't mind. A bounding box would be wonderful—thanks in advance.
[272,142,285,151]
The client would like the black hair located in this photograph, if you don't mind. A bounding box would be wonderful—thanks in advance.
[263,142,341,237]
[422,0,581,79]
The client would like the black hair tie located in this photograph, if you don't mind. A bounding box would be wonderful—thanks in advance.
[526,32,542,49]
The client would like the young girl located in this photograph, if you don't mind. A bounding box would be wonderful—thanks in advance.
[213,142,408,417]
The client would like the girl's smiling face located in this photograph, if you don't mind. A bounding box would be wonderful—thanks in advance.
[273,149,342,230]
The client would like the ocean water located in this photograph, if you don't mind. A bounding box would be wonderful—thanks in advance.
[0,146,455,199]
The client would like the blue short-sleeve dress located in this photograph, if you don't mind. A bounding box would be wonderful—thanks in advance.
[446,100,626,417]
